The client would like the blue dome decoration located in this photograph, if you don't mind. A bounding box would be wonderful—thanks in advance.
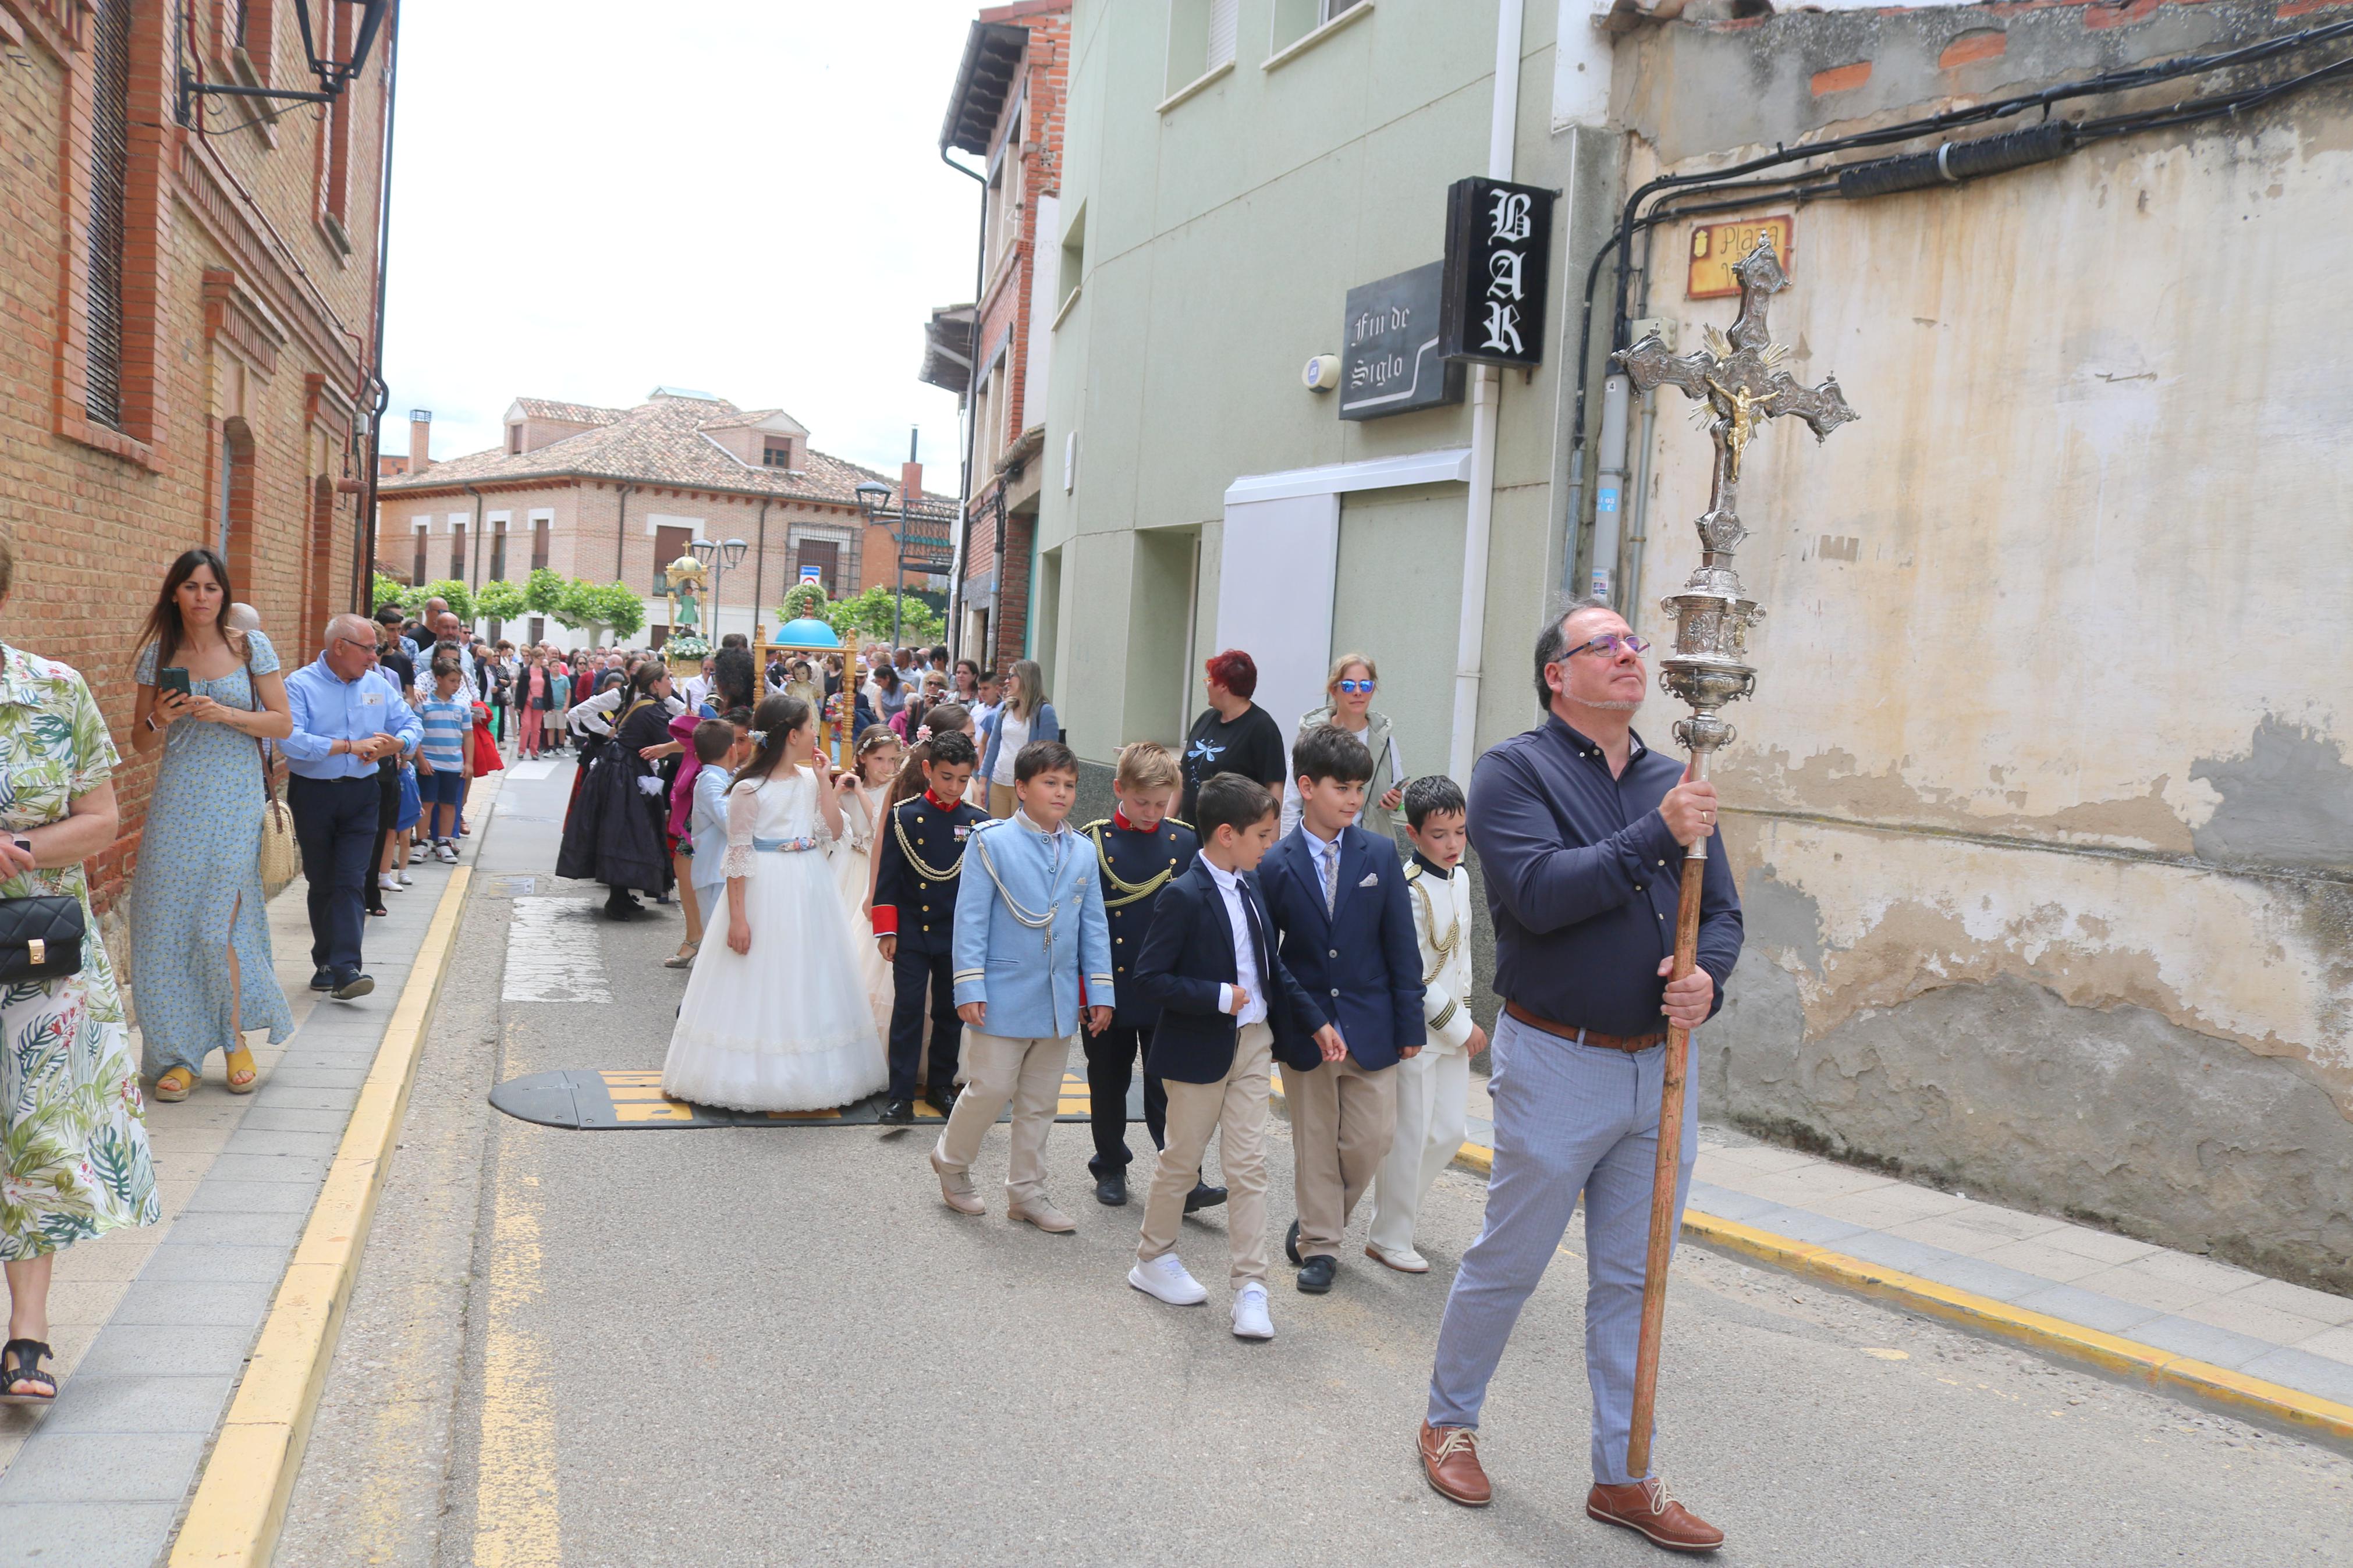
[777,617,841,648]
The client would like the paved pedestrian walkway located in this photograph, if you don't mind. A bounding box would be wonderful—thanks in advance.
[1445,1075,2353,1432]
[0,784,497,1568]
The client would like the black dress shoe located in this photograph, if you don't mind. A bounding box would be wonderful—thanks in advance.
[879,1098,915,1125]
[605,894,642,920]
[922,1084,959,1118]
[1297,1254,1337,1293]
[1094,1171,1128,1207]
[330,973,375,1001]
[1184,1182,1228,1214]
[310,968,335,992]
[1285,1219,1303,1265]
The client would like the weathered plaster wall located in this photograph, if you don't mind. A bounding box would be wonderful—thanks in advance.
[1616,2,2353,1287]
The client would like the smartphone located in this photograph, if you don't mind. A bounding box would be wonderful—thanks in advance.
[158,667,193,697]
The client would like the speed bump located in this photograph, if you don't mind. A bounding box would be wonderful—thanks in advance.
[491,1067,1133,1130]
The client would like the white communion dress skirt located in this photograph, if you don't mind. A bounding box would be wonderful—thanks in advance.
[662,767,888,1111]
[826,780,897,1040]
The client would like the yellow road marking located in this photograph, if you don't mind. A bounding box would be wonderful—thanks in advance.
[472,1144,562,1567]
[169,861,477,1567]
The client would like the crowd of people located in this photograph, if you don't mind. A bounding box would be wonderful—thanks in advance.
[2,553,1747,1551]
[556,609,1742,1549]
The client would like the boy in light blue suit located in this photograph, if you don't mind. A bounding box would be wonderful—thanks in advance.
[931,739,1115,1232]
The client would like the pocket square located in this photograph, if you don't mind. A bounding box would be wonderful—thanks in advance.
[1357,872,1380,887]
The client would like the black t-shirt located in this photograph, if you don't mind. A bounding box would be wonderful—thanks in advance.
[1179,702,1289,823]
[378,644,416,694]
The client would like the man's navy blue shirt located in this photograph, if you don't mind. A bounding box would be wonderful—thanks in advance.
[1468,714,1742,1037]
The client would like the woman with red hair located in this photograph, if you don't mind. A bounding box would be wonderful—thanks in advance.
[1177,648,1289,824]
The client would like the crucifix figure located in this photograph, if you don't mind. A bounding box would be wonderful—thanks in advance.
[1617,236,1854,560]
[1605,232,1857,1486]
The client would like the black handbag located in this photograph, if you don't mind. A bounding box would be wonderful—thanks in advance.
[0,894,84,984]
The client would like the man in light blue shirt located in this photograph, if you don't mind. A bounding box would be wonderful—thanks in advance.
[282,614,421,999]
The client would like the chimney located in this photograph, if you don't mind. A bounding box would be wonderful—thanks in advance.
[408,409,432,470]
[900,461,922,503]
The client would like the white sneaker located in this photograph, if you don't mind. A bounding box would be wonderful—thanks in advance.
[434,841,458,863]
[407,844,426,864]
[1232,1281,1274,1340]
[1127,1253,1208,1306]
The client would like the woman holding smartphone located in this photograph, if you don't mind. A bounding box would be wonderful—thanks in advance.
[129,549,294,1100]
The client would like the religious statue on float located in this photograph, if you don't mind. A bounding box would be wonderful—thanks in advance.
[663,551,709,637]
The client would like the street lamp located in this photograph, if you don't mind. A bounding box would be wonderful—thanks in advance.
[688,536,751,644]
[853,479,904,652]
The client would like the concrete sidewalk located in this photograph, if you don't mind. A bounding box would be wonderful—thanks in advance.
[0,784,496,1568]
[1446,1073,2353,1440]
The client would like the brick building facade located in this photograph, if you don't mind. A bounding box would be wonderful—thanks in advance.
[926,1,1069,675]
[0,0,393,913]
[378,390,939,650]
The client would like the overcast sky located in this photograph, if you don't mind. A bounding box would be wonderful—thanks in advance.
[383,0,984,484]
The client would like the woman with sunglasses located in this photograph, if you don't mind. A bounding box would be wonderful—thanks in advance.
[1280,653,1407,848]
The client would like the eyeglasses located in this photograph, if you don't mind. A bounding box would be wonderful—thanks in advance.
[334,636,378,655]
[1564,634,1650,659]
[1335,679,1376,695]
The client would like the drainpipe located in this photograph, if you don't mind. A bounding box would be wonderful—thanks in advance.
[354,0,400,611]
[753,497,771,643]
[941,143,988,663]
[1447,0,1524,785]
[462,483,483,627]
[613,482,636,584]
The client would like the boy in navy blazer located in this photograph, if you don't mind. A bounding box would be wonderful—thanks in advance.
[1257,725,1425,1293]
[1127,774,1341,1340]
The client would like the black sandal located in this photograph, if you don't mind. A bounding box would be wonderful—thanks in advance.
[0,1338,56,1405]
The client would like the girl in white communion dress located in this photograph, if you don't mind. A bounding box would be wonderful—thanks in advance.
[661,694,887,1112]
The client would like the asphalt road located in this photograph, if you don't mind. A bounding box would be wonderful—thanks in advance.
[279,759,2353,1568]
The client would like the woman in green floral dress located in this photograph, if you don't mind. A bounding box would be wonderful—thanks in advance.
[0,535,160,1405]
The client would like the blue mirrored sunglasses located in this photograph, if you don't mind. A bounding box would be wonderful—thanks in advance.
[1335,679,1376,694]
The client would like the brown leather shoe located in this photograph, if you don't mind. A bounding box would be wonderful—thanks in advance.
[1418,1421,1491,1506]
[1586,1477,1723,1553]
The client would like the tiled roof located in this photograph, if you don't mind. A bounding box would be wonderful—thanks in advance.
[383,393,939,507]
[514,397,626,426]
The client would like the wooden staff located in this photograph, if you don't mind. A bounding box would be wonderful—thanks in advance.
[1625,759,1710,1479]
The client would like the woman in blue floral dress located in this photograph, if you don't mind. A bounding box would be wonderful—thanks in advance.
[0,535,162,1405]
[128,550,294,1100]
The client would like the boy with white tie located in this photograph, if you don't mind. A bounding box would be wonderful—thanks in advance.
[931,739,1114,1232]
[1126,774,1340,1338]
[1257,725,1425,1293]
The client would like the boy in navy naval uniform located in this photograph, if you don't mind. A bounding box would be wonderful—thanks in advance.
[1259,724,1425,1295]
[1080,741,1221,1214]
[871,728,989,1122]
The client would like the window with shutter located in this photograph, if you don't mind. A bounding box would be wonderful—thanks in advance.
[84,0,132,431]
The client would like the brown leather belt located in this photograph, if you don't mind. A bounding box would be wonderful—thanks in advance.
[1504,1001,1664,1053]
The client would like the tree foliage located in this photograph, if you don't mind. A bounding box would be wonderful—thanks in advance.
[475,579,528,624]
[405,578,477,625]
[371,572,407,611]
[523,566,567,616]
[558,580,645,643]
[826,585,944,648]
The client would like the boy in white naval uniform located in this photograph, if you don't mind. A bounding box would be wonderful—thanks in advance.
[931,739,1115,1233]
[1366,776,1485,1272]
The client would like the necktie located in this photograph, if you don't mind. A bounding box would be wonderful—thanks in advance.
[1321,841,1339,917]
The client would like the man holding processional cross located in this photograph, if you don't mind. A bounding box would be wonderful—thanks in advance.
[1414,236,1853,1553]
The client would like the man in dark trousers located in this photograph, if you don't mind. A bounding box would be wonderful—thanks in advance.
[1079,741,1220,1213]
[1124,773,1342,1341]
[1414,598,1741,1554]
[280,614,421,1001]
[871,729,989,1121]
[1257,724,1424,1295]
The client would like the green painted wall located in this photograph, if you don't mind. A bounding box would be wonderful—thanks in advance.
[1045,0,1592,767]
